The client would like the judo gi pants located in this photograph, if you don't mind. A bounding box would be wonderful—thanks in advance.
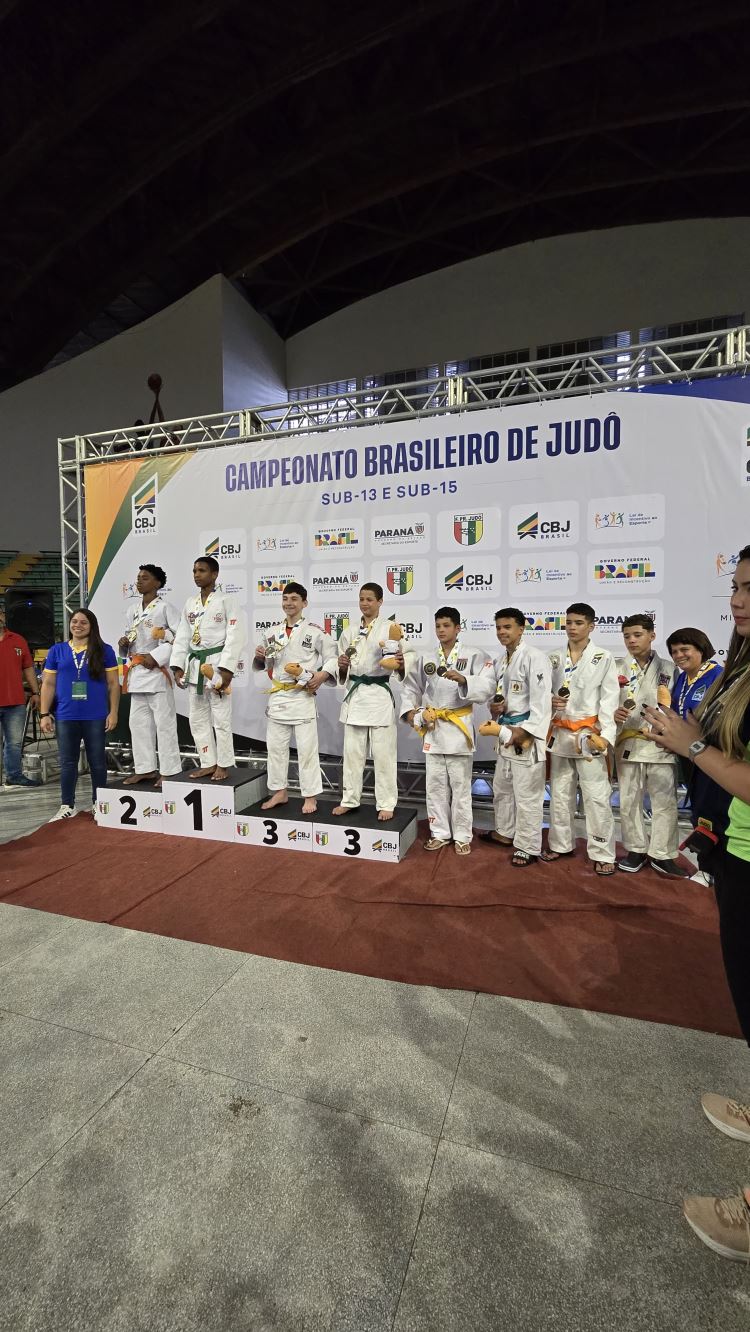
[492,752,546,857]
[341,722,398,811]
[426,753,474,844]
[129,691,181,777]
[188,687,235,769]
[548,754,616,862]
[618,760,679,860]
[266,717,322,797]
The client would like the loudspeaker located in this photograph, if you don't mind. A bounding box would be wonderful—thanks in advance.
[5,588,56,649]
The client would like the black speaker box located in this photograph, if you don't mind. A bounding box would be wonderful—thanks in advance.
[5,588,56,649]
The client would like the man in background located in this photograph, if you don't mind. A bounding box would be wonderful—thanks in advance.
[0,606,41,787]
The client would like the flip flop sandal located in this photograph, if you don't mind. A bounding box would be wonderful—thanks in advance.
[454,842,472,856]
[512,851,537,867]
[594,861,616,876]
[540,849,574,862]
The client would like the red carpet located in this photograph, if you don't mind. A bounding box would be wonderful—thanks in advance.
[0,817,740,1038]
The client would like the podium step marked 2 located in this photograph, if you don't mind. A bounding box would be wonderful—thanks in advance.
[236,799,418,862]
[96,767,268,841]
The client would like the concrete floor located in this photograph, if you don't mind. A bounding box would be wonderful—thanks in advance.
[1,785,748,1330]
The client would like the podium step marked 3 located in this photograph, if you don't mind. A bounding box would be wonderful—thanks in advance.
[236,798,418,862]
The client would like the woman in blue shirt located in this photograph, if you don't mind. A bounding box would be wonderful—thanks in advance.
[667,627,723,718]
[40,608,120,820]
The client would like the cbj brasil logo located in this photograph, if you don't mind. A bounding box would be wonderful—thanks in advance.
[445,565,494,592]
[131,474,157,535]
[386,565,413,595]
[517,511,573,540]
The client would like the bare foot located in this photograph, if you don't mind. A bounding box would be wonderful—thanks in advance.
[262,790,288,810]
[123,771,158,785]
[189,766,216,781]
[301,797,317,814]
[377,809,394,821]
[210,766,228,781]
[332,804,356,816]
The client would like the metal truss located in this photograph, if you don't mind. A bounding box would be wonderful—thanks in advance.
[59,323,749,623]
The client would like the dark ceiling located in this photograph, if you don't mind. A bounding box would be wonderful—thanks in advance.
[1,0,749,390]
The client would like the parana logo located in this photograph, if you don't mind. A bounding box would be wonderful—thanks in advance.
[311,571,360,588]
[131,474,158,535]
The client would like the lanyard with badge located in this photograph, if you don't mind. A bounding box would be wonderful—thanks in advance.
[126,604,152,646]
[190,592,214,646]
[677,661,714,714]
[71,645,88,700]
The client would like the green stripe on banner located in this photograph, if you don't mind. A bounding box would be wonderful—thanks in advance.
[87,453,189,600]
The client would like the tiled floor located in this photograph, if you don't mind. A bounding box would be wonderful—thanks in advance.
[1,788,747,1330]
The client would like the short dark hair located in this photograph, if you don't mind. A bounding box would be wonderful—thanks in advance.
[495,607,525,627]
[194,555,219,574]
[566,602,596,623]
[283,581,307,599]
[622,613,654,632]
[435,606,461,627]
[139,563,167,589]
[666,626,715,660]
[361,581,383,601]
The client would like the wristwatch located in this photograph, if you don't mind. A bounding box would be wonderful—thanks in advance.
[689,739,708,758]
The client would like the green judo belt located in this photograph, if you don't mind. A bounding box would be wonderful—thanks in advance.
[187,643,225,695]
[343,674,395,706]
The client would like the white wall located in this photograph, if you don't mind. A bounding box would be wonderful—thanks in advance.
[285,218,750,386]
[0,277,225,550]
[220,280,286,411]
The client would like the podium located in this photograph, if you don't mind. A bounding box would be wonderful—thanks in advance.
[235,799,417,862]
[95,766,268,841]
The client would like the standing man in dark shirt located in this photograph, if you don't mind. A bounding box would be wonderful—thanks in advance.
[0,607,41,787]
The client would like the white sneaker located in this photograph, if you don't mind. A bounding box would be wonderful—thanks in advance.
[49,805,77,822]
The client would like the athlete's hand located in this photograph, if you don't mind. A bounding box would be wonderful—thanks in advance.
[443,669,465,685]
[614,706,631,724]
[254,645,266,662]
[139,653,158,670]
[305,670,327,695]
[118,636,130,654]
[172,667,186,688]
[338,653,351,671]
[489,700,506,719]
[552,694,568,710]
[214,668,233,695]
[505,726,532,749]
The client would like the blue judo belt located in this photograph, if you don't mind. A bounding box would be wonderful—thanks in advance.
[504,710,530,725]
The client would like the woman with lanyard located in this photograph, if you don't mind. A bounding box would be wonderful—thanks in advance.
[667,627,723,720]
[39,609,120,820]
[645,544,750,1262]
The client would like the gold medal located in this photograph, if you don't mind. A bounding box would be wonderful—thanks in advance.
[191,627,201,646]
[127,628,138,643]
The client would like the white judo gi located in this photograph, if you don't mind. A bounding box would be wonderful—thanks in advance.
[337,616,399,812]
[615,653,679,861]
[253,618,337,797]
[547,642,619,862]
[170,590,244,770]
[490,639,552,857]
[400,642,495,845]
[124,596,181,777]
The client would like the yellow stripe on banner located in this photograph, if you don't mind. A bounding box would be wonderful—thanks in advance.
[84,459,143,586]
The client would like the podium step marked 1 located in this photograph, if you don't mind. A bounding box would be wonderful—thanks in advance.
[95,772,418,860]
[96,767,268,841]
[236,798,418,862]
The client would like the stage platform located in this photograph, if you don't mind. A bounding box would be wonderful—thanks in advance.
[95,774,417,860]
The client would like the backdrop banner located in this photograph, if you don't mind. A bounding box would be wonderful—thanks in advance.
[86,389,749,760]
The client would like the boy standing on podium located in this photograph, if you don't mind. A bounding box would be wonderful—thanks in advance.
[252,581,337,815]
[170,555,244,782]
[400,606,494,855]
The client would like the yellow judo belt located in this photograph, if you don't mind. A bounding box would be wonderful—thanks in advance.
[268,679,301,693]
[617,726,646,745]
[418,704,474,747]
